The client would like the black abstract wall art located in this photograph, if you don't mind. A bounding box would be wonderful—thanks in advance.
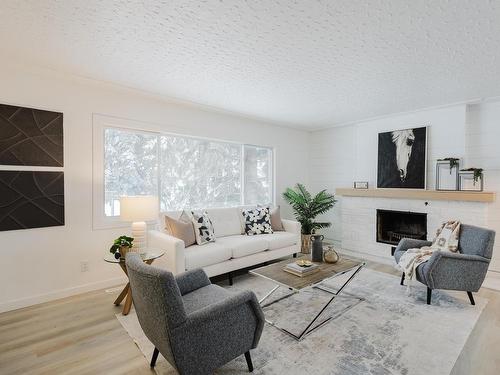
[0,171,65,231]
[377,126,427,189]
[0,104,63,167]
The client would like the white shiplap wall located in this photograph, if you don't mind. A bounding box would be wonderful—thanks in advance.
[310,103,500,276]
[466,102,500,280]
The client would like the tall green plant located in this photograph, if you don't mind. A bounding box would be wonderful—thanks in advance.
[282,183,336,235]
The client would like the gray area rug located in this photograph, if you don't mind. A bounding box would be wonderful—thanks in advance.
[117,268,486,375]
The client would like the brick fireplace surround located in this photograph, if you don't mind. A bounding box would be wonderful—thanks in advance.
[340,196,488,262]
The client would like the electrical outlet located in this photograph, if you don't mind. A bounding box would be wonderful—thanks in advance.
[80,261,89,272]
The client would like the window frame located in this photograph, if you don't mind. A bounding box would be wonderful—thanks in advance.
[92,114,275,229]
[243,144,275,206]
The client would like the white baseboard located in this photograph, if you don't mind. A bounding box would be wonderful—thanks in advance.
[483,271,500,291]
[0,276,127,314]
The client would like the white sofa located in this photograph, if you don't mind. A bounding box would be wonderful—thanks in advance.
[148,207,300,277]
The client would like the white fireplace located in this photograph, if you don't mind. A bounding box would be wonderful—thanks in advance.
[340,195,488,262]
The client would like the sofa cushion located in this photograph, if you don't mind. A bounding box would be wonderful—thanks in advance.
[160,211,183,233]
[191,211,216,245]
[217,235,268,258]
[164,211,196,247]
[206,207,243,237]
[242,207,273,235]
[270,206,284,231]
[184,242,232,269]
[260,232,298,250]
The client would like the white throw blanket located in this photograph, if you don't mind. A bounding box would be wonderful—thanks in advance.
[397,221,461,284]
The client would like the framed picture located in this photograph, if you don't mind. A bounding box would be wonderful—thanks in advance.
[377,126,427,189]
[353,181,368,189]
[436,159,459,191]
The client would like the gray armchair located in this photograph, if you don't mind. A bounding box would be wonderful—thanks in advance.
[394,224,495,305]
[126,253,265,374]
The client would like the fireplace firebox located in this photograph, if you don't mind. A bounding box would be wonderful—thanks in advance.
[376,209,427,246]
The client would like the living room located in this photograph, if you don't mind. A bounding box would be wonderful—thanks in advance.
[0,1,499,374]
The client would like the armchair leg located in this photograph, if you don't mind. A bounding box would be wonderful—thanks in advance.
[467,291,476,306]
[400,273,405,286]
[293,253,297,258]
[228,272,233,286]
[244,351,253,372]
[427,288,432,305]
[151,347,159,368]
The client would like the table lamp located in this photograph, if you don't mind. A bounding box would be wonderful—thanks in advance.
[120,195,159,252]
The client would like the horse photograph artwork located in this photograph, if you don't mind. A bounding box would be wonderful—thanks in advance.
[377,126,427,189]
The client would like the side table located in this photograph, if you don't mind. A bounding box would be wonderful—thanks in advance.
[104,250,165,315]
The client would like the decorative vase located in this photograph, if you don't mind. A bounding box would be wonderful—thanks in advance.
[301,234,312,254]
[119,245,131,260]
[311,234,324,262]
[323,246,340,263]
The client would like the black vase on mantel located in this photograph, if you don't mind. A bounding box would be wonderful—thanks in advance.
[311,235,324,262]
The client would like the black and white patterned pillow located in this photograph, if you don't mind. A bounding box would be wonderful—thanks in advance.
[242,207,274,235]
[191,211,216,245]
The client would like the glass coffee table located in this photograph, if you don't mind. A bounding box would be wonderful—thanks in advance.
[250,256,365,341]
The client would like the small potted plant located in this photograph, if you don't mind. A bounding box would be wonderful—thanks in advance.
[110,235,134,260]
[436,157,460,190]
[459,168,484,191]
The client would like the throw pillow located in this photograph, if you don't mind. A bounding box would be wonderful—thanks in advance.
[242,207,274,235]
[164,211,196,247]
[269,206,284,231]
[431,220,461,252]
[191,211,216,245]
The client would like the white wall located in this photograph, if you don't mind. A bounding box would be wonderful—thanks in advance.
[310,105,466,242]
[310,104,500,275]
[0,62,309,312]
[466,101,500,283]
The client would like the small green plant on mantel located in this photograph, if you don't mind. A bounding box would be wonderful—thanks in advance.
[109,235,134,260]
[283,183,336,253]
[438,158,460,174]
[461,168,484,184]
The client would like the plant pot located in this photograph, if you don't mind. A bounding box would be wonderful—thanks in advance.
[301,234,312,254]
[119,245,131,260]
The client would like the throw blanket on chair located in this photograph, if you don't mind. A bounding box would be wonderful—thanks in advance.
[397,220,461,284]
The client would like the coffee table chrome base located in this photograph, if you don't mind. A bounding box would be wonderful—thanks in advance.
[259,263,365,341]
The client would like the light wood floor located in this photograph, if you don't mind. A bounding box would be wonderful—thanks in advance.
[1,258,499,374]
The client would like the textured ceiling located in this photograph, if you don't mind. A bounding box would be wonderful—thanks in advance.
[1,1,500,129]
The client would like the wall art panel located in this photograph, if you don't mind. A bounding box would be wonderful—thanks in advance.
[0,104,63,167]
[0,171,65,231]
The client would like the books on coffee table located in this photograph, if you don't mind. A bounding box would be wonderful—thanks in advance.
[283,261,320,277]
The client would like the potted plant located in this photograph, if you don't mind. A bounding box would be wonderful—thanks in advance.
[436,157,460,190]
[110,235,134,260]
[438,157,460,171]
[283,184,336,254]
[459,167,484,191]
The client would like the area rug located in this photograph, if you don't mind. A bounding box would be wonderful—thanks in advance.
[116,268,486,375]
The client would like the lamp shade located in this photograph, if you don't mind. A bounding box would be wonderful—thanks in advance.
[120,195,158,222]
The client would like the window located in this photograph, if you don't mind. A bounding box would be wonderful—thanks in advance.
[244,145,273,205]
[100,125,273,218]
[104,128,158,216]
[159,135,242,211]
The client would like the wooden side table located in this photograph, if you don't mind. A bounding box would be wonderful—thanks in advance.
[104,250,165,315]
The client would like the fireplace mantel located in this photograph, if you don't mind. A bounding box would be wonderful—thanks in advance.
[335,188,495,203]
